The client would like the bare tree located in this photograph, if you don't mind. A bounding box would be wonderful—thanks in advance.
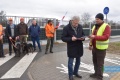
[0,10,7,27]
[81,12,91,24]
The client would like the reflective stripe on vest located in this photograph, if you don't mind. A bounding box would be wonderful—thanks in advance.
[92,23,109,50]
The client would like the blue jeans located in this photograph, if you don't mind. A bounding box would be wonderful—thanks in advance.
[68,57,81,77]
[31,37,41,49]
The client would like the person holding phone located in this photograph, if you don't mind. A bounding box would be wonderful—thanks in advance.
[61,16,85,80]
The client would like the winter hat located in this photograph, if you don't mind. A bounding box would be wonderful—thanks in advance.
[95,13,104,20]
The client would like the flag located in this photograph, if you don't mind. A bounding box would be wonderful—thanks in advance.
[56,12,67,28]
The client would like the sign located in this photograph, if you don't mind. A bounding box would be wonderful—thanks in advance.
[103,7,109,15]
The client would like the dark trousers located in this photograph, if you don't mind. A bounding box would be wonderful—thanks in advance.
[45,37,54,52]
[8,37,16,55]
[0,40,4,57]
[68,57,80,77]
[31,37,41,49]
[92,48,106,79]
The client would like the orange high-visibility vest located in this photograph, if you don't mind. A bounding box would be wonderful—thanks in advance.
[0,24,3,36]
[45,24,55,38]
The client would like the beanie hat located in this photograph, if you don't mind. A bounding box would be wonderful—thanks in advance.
[95,13,104,20]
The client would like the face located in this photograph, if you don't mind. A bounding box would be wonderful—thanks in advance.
[32,20,37,25]
[71,19,79,27]
[20,19,24,23]
[95,18,103,24]
[9,20,13,24]
[49,21,52,25]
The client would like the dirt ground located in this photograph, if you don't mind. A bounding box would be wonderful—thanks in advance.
[107,42,120,55]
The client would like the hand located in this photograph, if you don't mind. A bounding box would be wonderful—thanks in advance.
[9,37,12,40]
[26,35,28,37]
[72,35,77,41]
[89,46,93,50]
[16,36,19,40]
[55,26,58,29]
[88,35,95,39]
[0,35,3,40]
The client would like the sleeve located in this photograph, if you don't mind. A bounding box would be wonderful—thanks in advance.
[14,25,17,37]
[2,26,4,35]
[29,26,31,35]
[94,25,111,41]
[26,25,29,35]
[38,26,41,34]
[5,25,10,37]
[16,25,19,36]
[61,27,72,42]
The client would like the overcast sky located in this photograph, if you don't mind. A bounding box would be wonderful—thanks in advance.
[0,0,120,21]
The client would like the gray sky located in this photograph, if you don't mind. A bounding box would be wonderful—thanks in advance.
[0,0,120,21]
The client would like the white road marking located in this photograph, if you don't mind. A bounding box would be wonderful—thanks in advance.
[56,62,109,77]
[116,57,120,60]
[0,54,15,66]
[105,58,120,65]
[1,52,37,79]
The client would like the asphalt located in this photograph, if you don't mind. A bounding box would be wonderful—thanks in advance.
[0,36,120,80]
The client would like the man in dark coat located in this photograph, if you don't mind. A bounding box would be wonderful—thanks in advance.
[61,16,85,80]
[6,18,18,56]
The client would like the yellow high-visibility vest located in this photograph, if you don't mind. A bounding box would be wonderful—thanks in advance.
[92,23,109,50]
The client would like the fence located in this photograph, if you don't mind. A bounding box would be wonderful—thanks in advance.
[1,16,120,43]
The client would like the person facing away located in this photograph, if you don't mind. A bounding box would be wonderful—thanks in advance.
[17,17,28,44]
[61,16,85,80]
[29,19,41,52]
[6,18,18,56]
[88,13,111,80]
[45,20,57,54]
[0,24,5,58]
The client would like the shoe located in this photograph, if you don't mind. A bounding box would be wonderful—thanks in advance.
[39,49,42,52]
[96,76,103,80]
[2,55,6,57]
[96,77,103,80]
[34,48,36,51]
[9,53,12,56]
[74,74,82,78]
[45,51,48,54]
[69,76,74,80]
[90,73,97,78]
[50,51,53,53]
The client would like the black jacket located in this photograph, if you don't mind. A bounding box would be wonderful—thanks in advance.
[5,24,17,37]
[61,22,85,58]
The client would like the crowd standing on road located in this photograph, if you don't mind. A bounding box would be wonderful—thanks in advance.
[0,14,111,80]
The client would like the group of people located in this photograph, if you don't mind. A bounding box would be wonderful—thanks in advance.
[61,13,111,80]
[0,13,111,80]
[0,18,57,57]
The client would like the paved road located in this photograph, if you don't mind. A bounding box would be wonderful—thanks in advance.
[0,37,120,80]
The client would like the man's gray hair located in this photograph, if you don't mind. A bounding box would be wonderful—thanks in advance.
[71,16,80,21]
